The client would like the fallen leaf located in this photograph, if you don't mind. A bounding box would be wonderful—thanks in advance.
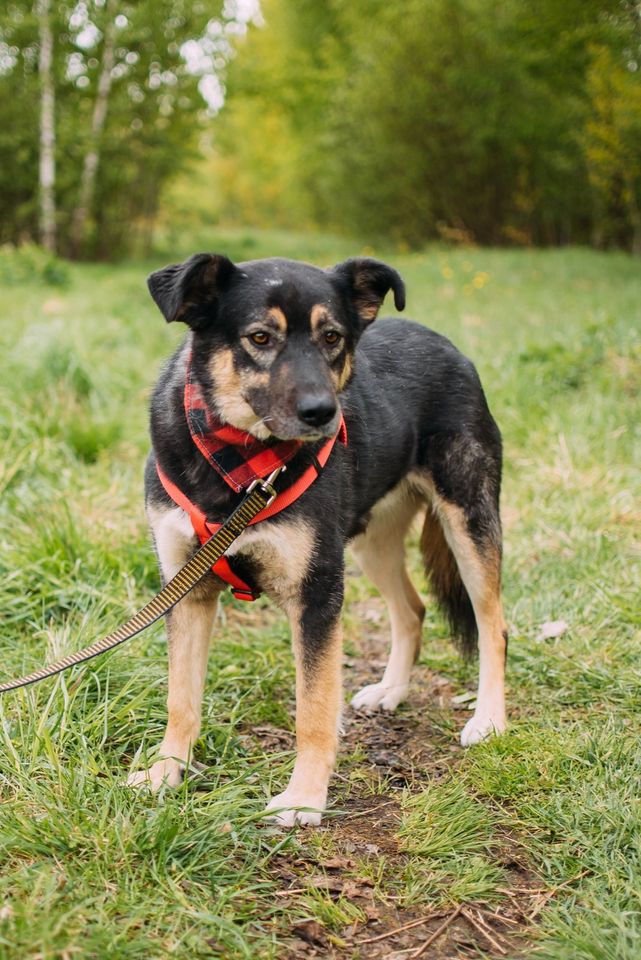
[452,690,477,705]
[538,620,568,640]
[343,879,375,900]
[293,920,327,947]
[204,939,226,955]
[320,856,356,870]
[302,875,344,892]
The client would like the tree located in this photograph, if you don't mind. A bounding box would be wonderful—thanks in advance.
[584,42,641,253]
[70,0,119,255]
[0,0,237,258]
[214,0,641,251]
[37,0,56,253]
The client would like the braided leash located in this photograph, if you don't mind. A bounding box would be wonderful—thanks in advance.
[0,471,281,694]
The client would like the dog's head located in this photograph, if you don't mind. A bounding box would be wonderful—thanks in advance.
[147,254,405,441]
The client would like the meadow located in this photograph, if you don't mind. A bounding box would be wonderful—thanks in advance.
[0,233,639,959]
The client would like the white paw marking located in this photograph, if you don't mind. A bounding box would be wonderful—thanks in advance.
[350,681,409,713]
[264,790,325,827]
[127,757,184,791]
[460,712,507,747]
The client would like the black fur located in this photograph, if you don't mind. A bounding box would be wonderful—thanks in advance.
[146,254,503,662]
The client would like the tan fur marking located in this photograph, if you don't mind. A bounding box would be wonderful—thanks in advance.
[414,475,506,742]
[266,306,288,333]
[128,503,220,790]
[355,301,380,322]
[288,616,342,800]
[310,304,330,333]
[431,496,502,609]
[147,503,213,601]
[336,355,353,391]
[226,518,314,607]
[350,480,425,712]
[208,349,271,438]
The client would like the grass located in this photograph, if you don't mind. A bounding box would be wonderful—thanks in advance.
[0,230,639,958]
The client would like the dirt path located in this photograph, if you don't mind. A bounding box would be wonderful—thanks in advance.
[237,592,541,958]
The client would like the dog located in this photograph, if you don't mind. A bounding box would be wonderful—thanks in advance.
[127,253,507,825]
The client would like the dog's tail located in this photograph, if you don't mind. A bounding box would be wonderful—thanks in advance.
[420,505,478,658]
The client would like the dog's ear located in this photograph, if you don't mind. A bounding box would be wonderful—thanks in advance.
[329,257,405,325]
[147,253,237,327]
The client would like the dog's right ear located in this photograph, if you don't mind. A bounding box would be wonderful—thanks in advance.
[147,253,237,327]
[328,257,405,327]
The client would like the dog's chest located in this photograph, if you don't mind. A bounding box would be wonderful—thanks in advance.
[149,504,314,609]
[225,518,314,605]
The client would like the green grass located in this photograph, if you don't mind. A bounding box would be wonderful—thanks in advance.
[0,232,639,958]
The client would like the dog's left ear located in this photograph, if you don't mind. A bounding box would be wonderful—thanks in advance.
[147,252,237,328]
[329,257,405,325]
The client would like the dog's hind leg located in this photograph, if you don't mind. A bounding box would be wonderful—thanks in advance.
[349,483,425,713]
[418,468,507,746]
[127,505,220,791]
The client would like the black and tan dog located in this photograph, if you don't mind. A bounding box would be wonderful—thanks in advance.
[127,253,507,825]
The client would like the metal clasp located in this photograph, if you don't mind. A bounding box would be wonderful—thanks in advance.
[246,465,284,507]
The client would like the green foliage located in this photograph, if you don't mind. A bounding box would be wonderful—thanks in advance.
[397,779,506,906]
[584,41,641,252]
[0,243,70,287]
[213,0,641,251]
[0,1,233,259]
[469,722,641,959]
[399,779,495,859]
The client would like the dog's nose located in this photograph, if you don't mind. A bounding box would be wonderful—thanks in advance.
[297,394,337,428]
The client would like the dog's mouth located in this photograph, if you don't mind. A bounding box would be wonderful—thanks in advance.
[264,411,341,443]
[242,392,341,444]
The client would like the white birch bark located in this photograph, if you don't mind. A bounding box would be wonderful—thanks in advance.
[71,0,119,252]
[37,0,56,253]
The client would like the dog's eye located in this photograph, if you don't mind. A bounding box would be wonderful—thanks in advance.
[249,331,271,347]
[324,330,342,346]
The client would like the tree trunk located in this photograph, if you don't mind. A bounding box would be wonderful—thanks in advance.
[70,0,119,256]
[37,0,56,253]
[622,168,641,256]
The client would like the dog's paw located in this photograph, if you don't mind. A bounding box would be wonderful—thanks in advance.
[264,790,326,827]
[460,712,507,747]
[350,681,409,713]
[127,757,184,791]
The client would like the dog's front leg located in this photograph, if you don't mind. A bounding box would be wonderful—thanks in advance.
[127,588,219,790]
[128,504,220,791]
[266,585,343,827]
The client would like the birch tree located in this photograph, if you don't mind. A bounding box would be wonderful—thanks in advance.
[37,0,56,253]
[70,0,119,255]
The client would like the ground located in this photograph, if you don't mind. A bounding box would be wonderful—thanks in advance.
[0,233,639,959]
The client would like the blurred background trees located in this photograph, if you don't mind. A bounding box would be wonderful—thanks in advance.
[1,0,641,258]
[214,0,641,251]
[0,0,245,258]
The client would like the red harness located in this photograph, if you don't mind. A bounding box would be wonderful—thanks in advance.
[156,359,347,600]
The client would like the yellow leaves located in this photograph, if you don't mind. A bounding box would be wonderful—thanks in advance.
[584,44,641,201]
[439,258,490,295]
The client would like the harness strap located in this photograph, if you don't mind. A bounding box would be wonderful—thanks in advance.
[156,416,347,601]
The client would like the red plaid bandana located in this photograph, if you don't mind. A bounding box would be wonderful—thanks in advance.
[185,357,345,492]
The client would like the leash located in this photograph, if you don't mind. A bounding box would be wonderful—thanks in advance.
[0,469,282,695]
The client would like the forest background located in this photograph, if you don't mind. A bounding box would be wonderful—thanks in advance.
[2,0,641,261]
